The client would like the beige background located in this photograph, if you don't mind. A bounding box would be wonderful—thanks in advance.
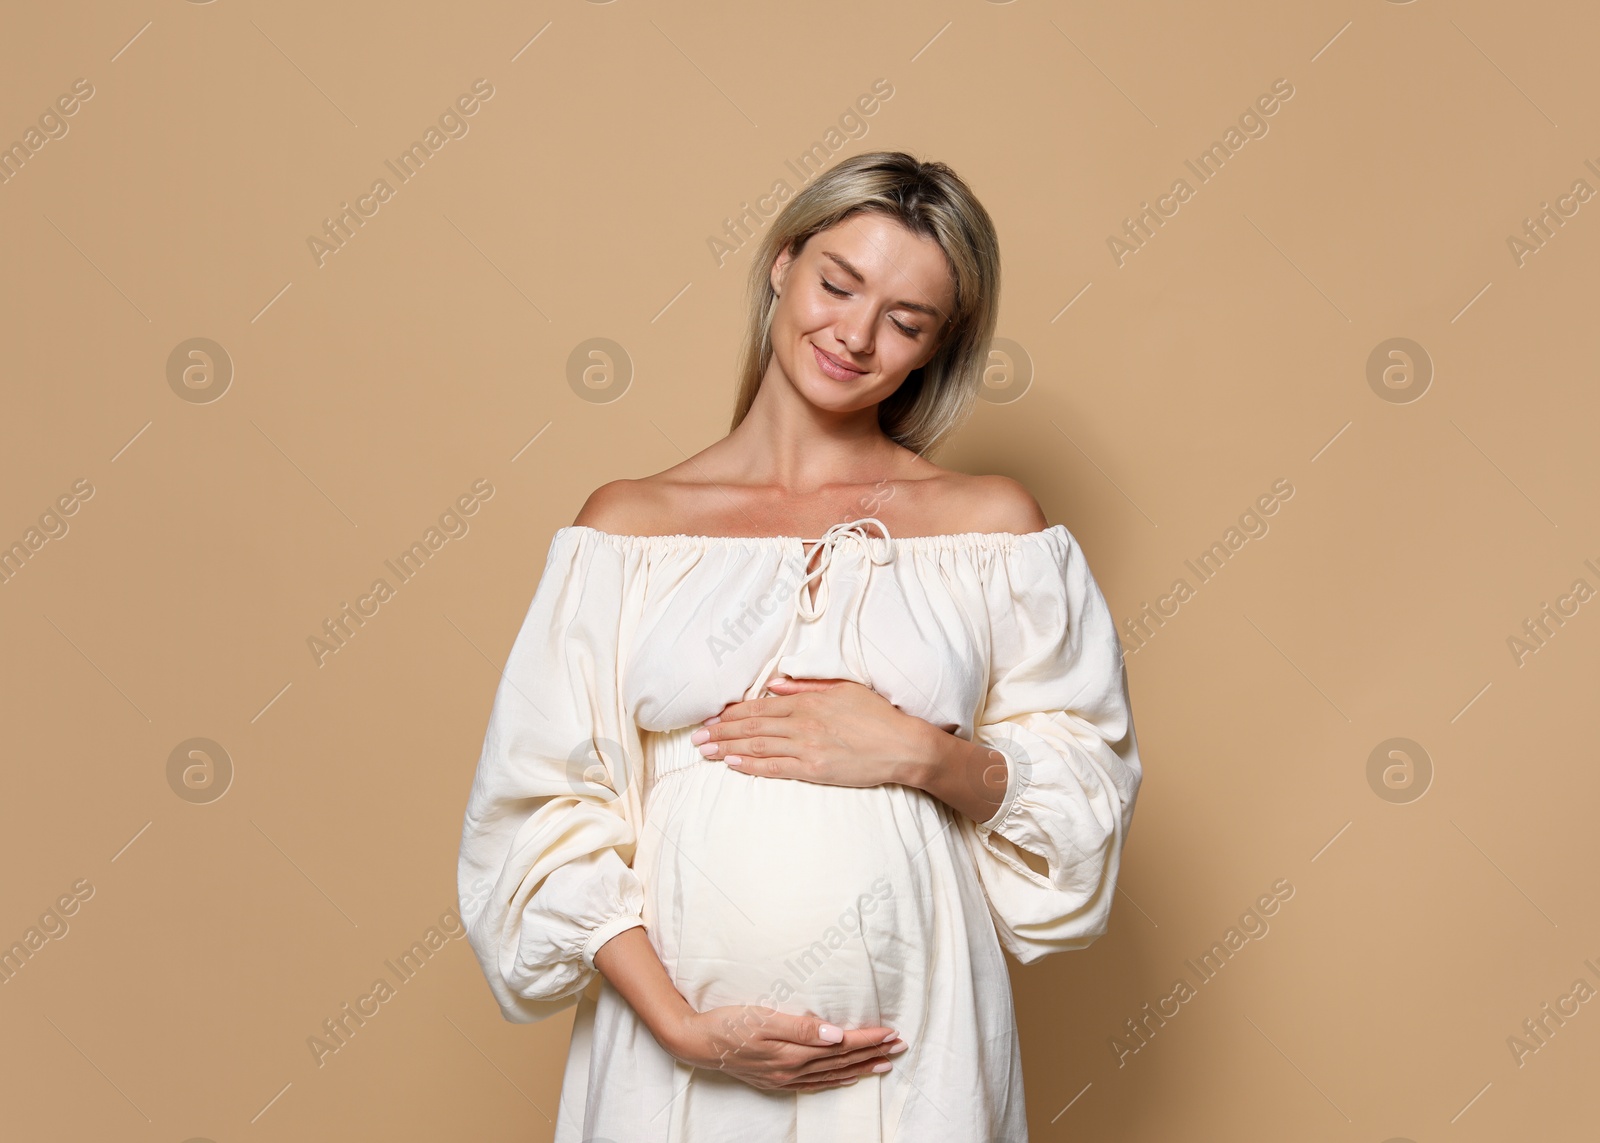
[3,0,1597,1139]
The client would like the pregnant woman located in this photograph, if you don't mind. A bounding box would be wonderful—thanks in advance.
[457,151,1143,1141]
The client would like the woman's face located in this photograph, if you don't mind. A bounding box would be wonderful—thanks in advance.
[766,212,956,417]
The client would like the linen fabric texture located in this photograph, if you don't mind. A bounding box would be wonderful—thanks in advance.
[457,519,1142,1142]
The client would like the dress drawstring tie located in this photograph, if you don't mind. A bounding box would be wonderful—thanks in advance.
[743,516,894,700]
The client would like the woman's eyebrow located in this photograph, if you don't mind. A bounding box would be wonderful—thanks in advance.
[820,251,945,319]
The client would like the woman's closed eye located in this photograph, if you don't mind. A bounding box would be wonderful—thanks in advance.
[819,276,923,338]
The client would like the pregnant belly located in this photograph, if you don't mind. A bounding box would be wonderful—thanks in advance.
[636,729,948,1026]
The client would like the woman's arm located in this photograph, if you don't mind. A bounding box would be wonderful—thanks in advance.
[692,677,1011,824]
[590,926,695,1040]
[899,723,1010,825]
[590,926,907,1091]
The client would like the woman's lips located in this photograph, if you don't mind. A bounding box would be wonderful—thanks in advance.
[811,342,866,381]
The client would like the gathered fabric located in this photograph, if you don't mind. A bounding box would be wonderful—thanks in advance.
[457,518,1143,1142]
[746,515,895,699]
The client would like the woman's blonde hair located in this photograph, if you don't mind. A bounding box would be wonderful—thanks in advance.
[728,151,1001,458]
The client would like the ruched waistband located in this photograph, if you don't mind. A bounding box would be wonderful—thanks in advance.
[643,725,718,785]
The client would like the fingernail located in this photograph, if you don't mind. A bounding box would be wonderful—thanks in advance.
[881,1030,900,1043]
[697,742,717,757]
[871,1062,892,1073]
[887,1040,909,1054]
[702,715,721,725]
[839,1077,859,1086]
[819,1023,843,1043]
[690,728,710,744]
[725,755,743,767]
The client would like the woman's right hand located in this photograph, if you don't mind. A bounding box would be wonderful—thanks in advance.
[662,1005,907,1092]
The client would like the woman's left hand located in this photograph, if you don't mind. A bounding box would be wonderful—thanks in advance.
[690,676,933,789]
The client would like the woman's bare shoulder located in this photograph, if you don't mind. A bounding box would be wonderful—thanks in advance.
[914,469,1048,534]
[574,465,1046,537]
[572,479,672,534]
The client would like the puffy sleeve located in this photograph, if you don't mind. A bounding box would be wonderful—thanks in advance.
[457,527,648,1023]
[959,526,1143,963]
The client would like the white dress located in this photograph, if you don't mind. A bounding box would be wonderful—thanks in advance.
[457,516,1142,1142]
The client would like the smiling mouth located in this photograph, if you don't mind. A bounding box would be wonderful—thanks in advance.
[811,342,866,380]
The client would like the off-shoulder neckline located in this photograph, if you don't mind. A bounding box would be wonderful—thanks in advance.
[557,523,1070,550]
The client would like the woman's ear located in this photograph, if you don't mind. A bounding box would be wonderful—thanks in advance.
[769,242,796,297]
